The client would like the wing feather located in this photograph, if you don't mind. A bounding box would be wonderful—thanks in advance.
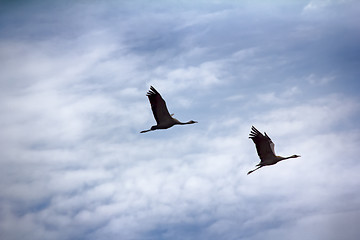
[264,132,276,155]
[146,86,173,124]
[249,126,276,163]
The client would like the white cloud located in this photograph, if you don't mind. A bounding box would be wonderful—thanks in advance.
[303,0,332,11]
[150,60,224,94]
[177,9,232,30]
[306,73,336,85]
[4,91,360,239]
[1,90,359,240]
[303,0,352,12]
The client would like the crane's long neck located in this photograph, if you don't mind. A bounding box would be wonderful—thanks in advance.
[178,121,193,125]
[174,119,196,125]
[276,155,297,162]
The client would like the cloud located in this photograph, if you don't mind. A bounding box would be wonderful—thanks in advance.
[1,92,359,240]
[303,0,355,12]
[149,60,224,97]
[1,1,360,240]
[306,73,336,85]
[303,0,333,11]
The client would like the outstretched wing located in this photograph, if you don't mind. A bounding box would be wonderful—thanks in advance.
[249,126,276,162]
[146,86,173,124]
[264,132,275,155]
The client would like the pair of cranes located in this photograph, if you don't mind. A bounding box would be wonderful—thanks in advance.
[141,86,300,175]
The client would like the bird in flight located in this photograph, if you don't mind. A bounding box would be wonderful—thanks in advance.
[140,86,197,133]
[247,126,300,175]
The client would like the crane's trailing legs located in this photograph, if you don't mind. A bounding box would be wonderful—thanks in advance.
[140,129,153,133]
[247,165,262,175]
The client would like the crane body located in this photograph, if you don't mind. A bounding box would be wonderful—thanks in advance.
[141,86,197,133]
[248,126,300,175]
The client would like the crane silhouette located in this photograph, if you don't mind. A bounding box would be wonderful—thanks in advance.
[140,86,197,133]
[248,126,300,175]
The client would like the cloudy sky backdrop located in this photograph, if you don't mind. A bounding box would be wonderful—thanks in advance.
[1,0,360,239]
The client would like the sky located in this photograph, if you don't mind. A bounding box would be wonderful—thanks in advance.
[0,0,360,239]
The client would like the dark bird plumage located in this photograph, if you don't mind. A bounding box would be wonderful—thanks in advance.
[140,86,197,133]
[248,126,300,175]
